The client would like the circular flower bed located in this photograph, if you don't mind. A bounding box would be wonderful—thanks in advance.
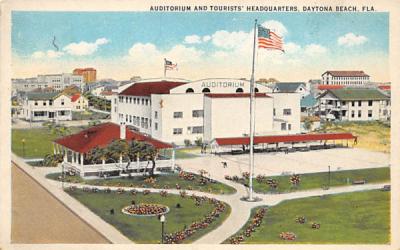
[122,203,170,217]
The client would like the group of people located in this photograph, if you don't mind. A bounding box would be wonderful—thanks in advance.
[295,216,306,224]
[123,203,168,216]
[160,190,168,197]
[290,174,301,186]
[163,195,226,244]
[229,208,267,244]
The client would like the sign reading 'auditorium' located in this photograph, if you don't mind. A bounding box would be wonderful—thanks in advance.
[201,80,245,88]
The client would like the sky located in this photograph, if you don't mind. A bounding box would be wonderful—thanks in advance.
[12,11,389,82]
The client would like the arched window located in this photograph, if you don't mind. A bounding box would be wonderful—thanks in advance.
[186,88,194,93]
[202,88,211,93]
[236,88,244,93]
[255,88,259,93]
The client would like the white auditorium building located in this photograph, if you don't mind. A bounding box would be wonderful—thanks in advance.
[111,78,301,145]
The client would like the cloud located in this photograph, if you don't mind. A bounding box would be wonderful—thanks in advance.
[261,20,288,37]
[284,42,301,54]
[63,38,110,56]
[338,33,368,47]
[32,50,64,59]
[304,44,328,56]
[184,35,202,44]
[202,35,211,42]
[211,30,249,50]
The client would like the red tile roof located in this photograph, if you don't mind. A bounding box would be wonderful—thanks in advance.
[324,71,369,77]
[55,122,172,153]
[70,93,81,102]
[119,81,187,96]
[205,93,271,98]
[317,85,345,90]
[212,133,356,146]
[378,85,391,90]
[100,90,114,96]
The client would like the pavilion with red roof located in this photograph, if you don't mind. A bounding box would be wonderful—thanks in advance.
[209,132,357,154]
[54,122,174,178]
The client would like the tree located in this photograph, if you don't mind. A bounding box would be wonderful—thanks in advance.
[107,139,129,161]
[303,117,314,131]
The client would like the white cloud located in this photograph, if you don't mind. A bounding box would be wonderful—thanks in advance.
[304,44,328,56]
[202,35,211,42]
[338,33,368,47]
[284,42,301,54]
[184,35,202,44]
[32,50,64,59]
[63,38,110,56]
[211,30,249,50]
[261,20,288,37]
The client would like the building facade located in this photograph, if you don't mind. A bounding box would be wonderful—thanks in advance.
[112,78,301,145]
[22,92,73,122]
[273,82,310,98]
[12,73,84,94]
[318,88,390,121]
[321,71,370,85]
[73,68,97,83]
[70,93,89,112]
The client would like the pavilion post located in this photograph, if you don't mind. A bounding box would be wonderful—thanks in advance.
[171,148,176,169]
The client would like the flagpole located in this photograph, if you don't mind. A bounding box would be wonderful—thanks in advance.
[164,58,166,78]
[248,19,257,201]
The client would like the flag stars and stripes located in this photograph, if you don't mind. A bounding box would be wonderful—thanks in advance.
[257,25,284,52]
[164,58,178,70]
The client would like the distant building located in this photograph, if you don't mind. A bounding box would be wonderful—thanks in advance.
[300,94,318,116]
[22,92,73,122]
[12,73,84,94]
[273,82,309,98]
[73,68,97,83]
[321,70,370,85]
[318,88,390,121]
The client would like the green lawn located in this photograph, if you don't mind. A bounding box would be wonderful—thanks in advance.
[72,110,110,120]
[66,189,231,243]
[164,148,198,159]
[12,127,84,159]
[47,172,236,194]
[233,167,390,193]
[227,190,390,244]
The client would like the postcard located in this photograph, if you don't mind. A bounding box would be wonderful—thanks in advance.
[0,0,399,249]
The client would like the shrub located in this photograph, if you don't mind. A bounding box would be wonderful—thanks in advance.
[184,139,192,147]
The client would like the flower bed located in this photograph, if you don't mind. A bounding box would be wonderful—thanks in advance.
[229,208,266,244]
[163,195,227,244]
[122,203,169,216]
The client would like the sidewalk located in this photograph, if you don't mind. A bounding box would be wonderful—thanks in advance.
[11,154,132,244]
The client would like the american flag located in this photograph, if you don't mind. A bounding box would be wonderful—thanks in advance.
[257,25,284,52]
[164,58,178,70]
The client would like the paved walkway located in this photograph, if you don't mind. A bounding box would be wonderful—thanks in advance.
[13,152,390,244]
[89,107,111,115]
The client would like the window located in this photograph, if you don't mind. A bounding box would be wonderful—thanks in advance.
[358,101,362,106]
[43,101,46,106]
[358,110,362,118]
[192,110,204,117]
[129,97,132,103]
[255,88,259,93]
[351,101,355,107]
[173,128,183,135]
[129,115,132,123]
[173,112,183,118]
[281,123,287,130]
[186,88,194,93]
[61,99,64,105]
[126,114,128,122]
[34,101,38,106]
[236,88,244,93]
[142,99,145,105]
[134,98,136,104]
[49,100,53,106]
[283,109,291,115]
[288,124,292,131]
[202,88,211,93]
[351,110,355,118]
[342,101,346,105]
[145,99,149,105]
[368,110,373,118]
[273,108,276,116]
[383,110,388,116]
[125,96,128,103]
[368,100,373,106]
[59,111,66,116]
[154,111,158,119]
[192,126,203,134]
[155,122,158,130]
[34,111,45,117]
